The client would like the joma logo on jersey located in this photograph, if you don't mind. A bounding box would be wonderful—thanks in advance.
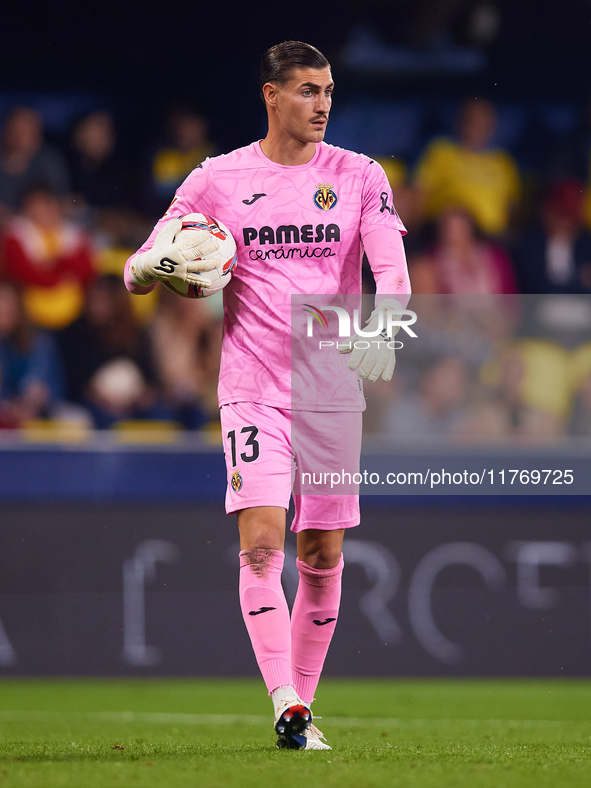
[313,182,337,211]
[242,223,340,246]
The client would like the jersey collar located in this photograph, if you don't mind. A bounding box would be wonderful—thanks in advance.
[254,140,322,170]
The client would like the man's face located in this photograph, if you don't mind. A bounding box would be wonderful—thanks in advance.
[269,66,334,144]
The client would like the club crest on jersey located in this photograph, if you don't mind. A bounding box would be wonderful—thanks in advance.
[313,183,337,211]
[231,470,243,492]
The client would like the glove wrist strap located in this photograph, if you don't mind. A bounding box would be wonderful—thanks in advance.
[129,252,157,287]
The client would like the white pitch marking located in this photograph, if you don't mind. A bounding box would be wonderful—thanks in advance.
[0,710,579,728]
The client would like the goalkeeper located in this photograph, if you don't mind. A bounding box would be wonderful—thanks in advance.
[125,40,410,750]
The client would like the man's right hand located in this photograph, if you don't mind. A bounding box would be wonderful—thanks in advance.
[128,218,221,287]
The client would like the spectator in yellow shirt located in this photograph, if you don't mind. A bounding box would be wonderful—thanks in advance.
[150,111,216,214]
[414,99,521,237]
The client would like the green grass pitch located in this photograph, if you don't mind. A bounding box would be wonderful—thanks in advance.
[0,678,590,787]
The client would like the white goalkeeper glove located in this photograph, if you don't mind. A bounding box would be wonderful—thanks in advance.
[339,298,403,383]
[129,218,221,288]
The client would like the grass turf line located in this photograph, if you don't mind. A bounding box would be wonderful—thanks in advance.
[0,678,589,788]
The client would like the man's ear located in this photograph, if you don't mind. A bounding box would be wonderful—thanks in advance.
[262,82,278,108]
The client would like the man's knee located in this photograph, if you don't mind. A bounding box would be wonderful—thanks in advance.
[238,506,286,551]
[297,529,344,569]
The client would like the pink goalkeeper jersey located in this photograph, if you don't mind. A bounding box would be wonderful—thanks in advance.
[132,140,406,411]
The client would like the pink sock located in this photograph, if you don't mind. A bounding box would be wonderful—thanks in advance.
[291,554,344,704]
[239,548,293,694]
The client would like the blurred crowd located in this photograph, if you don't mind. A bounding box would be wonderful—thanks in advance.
[0,106,222,433]
[0,99,590,442]
[363,293,591,444]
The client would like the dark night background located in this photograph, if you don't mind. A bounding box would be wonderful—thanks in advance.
[1,0,591,678]
[2,0,590,152]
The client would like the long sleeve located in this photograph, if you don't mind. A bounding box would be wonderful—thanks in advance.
[358,157,411,308]
[363,227,411,308]
[124,159,215,295]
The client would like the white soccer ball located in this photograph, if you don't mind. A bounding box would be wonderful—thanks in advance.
[163,213,237,299]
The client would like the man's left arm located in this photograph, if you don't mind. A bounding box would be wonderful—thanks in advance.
[360,158,411,307]
[340,160,412,382]
[363,228,410,307]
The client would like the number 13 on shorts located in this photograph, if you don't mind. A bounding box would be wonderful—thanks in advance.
[227,426,260,466]
[220,402,295,513]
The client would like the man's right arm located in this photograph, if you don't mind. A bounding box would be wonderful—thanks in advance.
[124,162,215,294]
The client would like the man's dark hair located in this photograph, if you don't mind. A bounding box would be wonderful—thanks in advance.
[260,41,330,102]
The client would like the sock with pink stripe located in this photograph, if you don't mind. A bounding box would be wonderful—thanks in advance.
[291,554,344,705]
[239,548,293,694]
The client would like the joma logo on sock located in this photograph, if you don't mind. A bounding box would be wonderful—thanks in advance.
[248,607,276,616]
[313,618,336,626]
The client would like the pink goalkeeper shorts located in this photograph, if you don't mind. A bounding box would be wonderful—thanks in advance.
[220,402,362,532]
